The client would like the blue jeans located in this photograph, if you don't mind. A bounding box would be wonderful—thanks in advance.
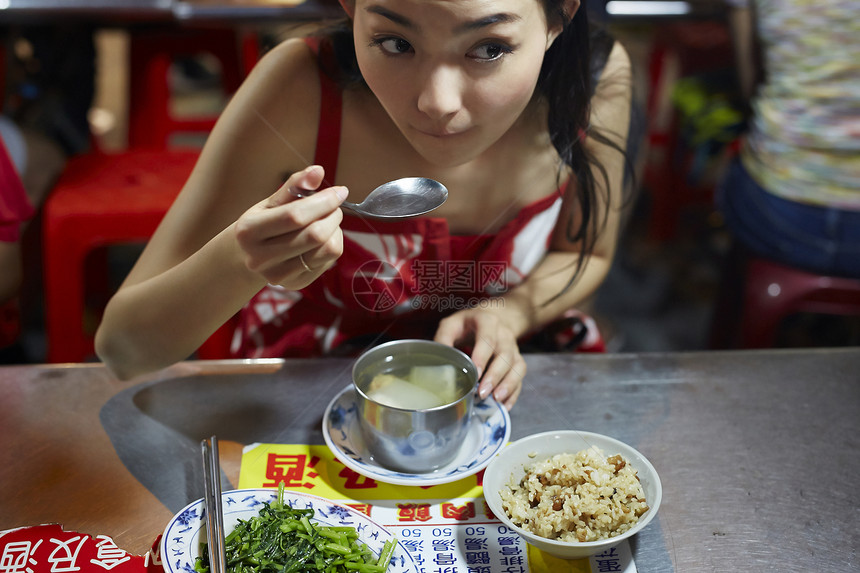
[716,158,860,279]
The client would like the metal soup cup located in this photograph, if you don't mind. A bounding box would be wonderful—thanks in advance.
[352,340,478,473]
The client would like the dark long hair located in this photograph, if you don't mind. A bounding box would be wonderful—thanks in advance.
[316,1,625,301]
[538,2,623,300]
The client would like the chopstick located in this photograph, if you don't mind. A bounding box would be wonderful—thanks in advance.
[201,436,227,573]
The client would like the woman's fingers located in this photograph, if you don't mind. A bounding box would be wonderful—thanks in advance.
[434,310,526,410]
[241,209,344,283]
[481,347,526,409]
[239,183,348,243]
[233,165,350,287]
[291,222,345,277]
[471,324,525,406]
[266,165,325,207]
[240,203,344,264]
[433,313,468,346]
[242,164,347,240]
[254,228,344,288]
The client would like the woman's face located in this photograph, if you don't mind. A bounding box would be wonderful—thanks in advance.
[349,0,561,167]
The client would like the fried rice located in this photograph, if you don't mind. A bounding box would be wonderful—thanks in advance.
[498,446,649,542]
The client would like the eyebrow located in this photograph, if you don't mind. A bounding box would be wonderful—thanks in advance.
[365,6,521,34]
[454,12,522,33]
[366,6,415,28]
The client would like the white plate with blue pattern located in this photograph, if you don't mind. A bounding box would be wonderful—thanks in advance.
[322,384,511,486]
[161,488,419,573]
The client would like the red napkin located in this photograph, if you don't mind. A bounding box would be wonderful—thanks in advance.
[0,525,163,573]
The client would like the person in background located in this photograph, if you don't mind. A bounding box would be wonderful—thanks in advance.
[0,26,95,359]
[96,0,633,408]
[0,118,68,301]
[0,116,66,359]
[0,121,35,305]
[717,0,860,278]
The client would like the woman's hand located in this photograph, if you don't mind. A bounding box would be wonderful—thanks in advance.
[234,165,348,289]
[434,308,526,410]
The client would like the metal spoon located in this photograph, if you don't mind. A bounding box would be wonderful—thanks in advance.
[292,177,448,219]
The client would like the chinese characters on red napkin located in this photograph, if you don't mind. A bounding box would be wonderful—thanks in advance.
[0,524,162,573]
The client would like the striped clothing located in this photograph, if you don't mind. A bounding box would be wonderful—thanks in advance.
[739,0,860,209]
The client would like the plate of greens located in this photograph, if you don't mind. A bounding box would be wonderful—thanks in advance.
[161,485,418,573]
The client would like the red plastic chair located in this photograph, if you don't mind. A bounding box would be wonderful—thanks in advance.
[42,26,257,363]
[711,253,860,348]
[128,27,248,148]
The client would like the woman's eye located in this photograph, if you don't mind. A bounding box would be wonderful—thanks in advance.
[468,43,512,62]
[371,37,414,55]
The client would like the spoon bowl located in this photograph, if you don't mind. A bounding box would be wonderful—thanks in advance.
[347,177,448,219]
[293,177,448,219]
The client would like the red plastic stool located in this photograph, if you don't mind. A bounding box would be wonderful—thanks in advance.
[128,26,252,148]
[42,150,238,362]
[42,150,198,362]
[41,27,257,363]
[712,254,860,349]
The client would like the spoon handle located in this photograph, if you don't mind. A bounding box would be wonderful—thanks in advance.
[288,185,315,199]
[290,186,360,211]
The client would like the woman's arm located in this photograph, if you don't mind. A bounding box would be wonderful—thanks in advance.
[492,41,632,335]
[434,41,632,408]
[95,39,347,379]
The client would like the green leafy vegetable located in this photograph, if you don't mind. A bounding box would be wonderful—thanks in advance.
[194,483,394,573]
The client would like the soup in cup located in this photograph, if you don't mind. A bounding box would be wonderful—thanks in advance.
[352,340,478,473]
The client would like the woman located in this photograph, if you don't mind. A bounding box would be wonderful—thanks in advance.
[96,0,632,409]
[718,0,860,277]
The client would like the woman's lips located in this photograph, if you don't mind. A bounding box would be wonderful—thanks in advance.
[415,127,467,138]
[412,120,471,139]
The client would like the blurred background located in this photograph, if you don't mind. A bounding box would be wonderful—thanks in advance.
[2,0,858,364]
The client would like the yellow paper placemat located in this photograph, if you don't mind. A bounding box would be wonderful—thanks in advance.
[239,443,635,573]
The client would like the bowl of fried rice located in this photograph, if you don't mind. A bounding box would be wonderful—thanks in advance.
[483,430,661,559]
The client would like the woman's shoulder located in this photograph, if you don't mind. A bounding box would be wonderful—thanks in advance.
[244,37,322,105]
[590,41,632,123]
[213,36,324,134]
[207,36,325,176]
[183,36,327,210]
[597,41,632,88]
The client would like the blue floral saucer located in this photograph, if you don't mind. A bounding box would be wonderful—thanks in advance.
[322,385,511,486]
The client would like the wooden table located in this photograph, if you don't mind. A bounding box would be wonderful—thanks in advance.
[2,348,858,570]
